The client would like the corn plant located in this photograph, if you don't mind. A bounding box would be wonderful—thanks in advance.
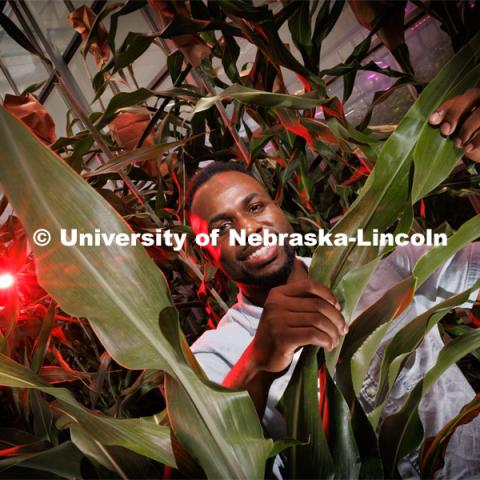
[0,1,479,478]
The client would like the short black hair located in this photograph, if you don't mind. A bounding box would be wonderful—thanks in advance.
[184,161,257,215]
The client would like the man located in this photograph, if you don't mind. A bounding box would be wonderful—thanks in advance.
[187,88,480,478]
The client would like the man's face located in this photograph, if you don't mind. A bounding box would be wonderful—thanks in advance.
[189,171,296,288]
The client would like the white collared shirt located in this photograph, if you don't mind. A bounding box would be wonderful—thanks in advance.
[191,243,480,478]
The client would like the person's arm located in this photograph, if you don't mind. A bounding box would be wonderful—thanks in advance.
[429,89,480,298]
[428,87,480,163]
[223,279,347,417]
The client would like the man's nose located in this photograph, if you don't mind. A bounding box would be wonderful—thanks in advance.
[240,216,263,236]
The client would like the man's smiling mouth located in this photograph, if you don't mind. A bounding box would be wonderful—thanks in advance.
[242,244,279,267]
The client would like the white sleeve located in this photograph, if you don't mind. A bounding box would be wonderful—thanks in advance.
[368,242,480,308]
[190,313,254,385]
[193,352,232,385]
[428,242,480,307]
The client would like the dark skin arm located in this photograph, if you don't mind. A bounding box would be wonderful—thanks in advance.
[428,86,480,303]
[223,279,347,416]
[428,87,480,163]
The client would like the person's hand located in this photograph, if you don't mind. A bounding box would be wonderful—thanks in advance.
[428,87,480,163]
[249,279,348,374]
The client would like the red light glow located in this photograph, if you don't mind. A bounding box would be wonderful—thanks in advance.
[0,273,15,289]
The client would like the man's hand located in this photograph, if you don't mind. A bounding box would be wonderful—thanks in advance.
[428,87,480,163]
[250,279,347,374]
[223,279,347,416]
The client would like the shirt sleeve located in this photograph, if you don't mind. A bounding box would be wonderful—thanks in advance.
[190,312,253,385]
[193,352,232,385]
[359,242,480,311]
[428,242,480,307]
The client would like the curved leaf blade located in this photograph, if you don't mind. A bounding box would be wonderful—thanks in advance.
[0,108,271,479]
[379,329,480,476]
[193,85,328,114]
[0,354,177,467]
[420,394,480,478]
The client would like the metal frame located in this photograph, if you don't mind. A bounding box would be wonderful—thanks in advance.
[1,1,429,107]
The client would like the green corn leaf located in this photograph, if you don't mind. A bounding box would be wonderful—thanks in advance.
[83,2,124,58]
[337,277,414,403]
[112,32,158,73]
[0,108,272,479]
[320,29,479,385]
[193,85,329,114]
[310,32,480,290]
[0,12,50,63]
[413,215,480,288]
[95,88,155,129]
[222,34,241,83]
[353,218,480,402]
[373,279,480,426]
[412,65,480,203]
[277,348,334,479]
[66,422,169,479]
[108,1,147,53]
[82,140,187,178]
[379,329,480,476]
[0,354,177,468]
[420,394,480,478]
[218,0,320,85]
[67,422,128,478]
[0,441,85,478]
[95,87,200,130]
[325,368,361,478]
[312,0,345,71]
[29,390,55,444]
[288,1,314,71]
[350,396,384,478]
[158,14,240,38]
[280,31,480,479]
[351,322,390,397]
[31,302,56,374]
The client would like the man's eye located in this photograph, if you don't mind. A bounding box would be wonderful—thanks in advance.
[217,223,231,234]
[249,203,264,213]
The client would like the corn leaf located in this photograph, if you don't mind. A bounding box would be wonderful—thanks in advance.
[420,394,480,478]
[278,347,334,479]
[0,354,177,468]
[379,329,480,476]
[352,218,480,401]
[411,65,480,203]
[0,108,272,479]
[325,368,361,478]
[310,32,480,290]
[280,31,480,478]
[413,215,480,288]
[82,140,187,178]
[193,85,329,114]
[373,279,480,426]
[0,441,85,478]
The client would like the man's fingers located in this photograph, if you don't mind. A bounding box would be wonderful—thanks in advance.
[428,108,447,125]
[438,103,468,136]
[457,107,480,147]
[295,312,342,346]
[429,88,480,136]
[283,327,335,352]
[464,132,480,163]
[283,297,347,334]
[282,312,346,347]
[277,279,340,309]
